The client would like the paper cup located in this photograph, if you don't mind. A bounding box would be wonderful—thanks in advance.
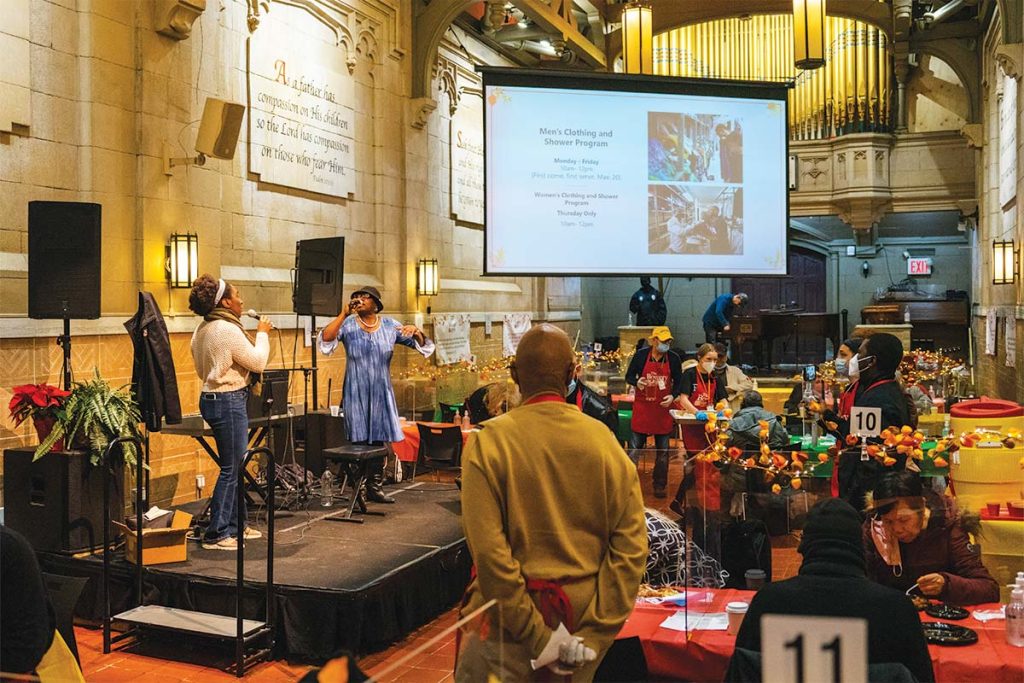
[726,601,749,636]
[986,502,1001,516]
[329,405,340,417]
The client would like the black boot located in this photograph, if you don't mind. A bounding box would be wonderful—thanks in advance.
[365,462,395,504]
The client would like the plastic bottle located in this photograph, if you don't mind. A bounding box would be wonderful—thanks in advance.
[904,308,911,323]
[1007,588,1024,647]
[453,410,463,428]
[320,471,333,507]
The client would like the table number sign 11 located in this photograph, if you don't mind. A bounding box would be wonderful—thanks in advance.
[849,406,882,438]
[762,614,867,683]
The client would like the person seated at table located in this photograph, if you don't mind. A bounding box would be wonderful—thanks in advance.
[566,365,618,433]
[863,471,998,606]
[727,391,790,451]
[782,376,832,417]
[463,381,521,426]
[643,508,726,588]
[729,498,934,683]
[712,342,755,412]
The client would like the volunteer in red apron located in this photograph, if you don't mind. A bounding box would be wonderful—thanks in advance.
[625,326,684,498]
[670,343,729,516]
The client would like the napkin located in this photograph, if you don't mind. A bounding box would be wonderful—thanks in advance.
[660,611,729,632]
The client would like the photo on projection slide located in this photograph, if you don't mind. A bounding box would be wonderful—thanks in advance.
[647,112,743,184]
[649,184,743,256]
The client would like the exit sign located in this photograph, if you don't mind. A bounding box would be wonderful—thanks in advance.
[908,257,933,275]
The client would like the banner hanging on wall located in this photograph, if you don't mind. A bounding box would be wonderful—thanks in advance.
[432,313,472,365]
[1006,316,1016,368]
[503,313,532,356]
[247,6,356,198]
[450,91,484,225]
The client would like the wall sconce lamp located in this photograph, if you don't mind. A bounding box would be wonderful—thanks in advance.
[992,240,1018,285]
[166,232,199,288]
[417,258,439,313]
[621,0,653,75]
[861,260,870,278]
[793,0,827,70]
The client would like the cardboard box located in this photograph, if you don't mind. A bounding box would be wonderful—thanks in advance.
[115,510,193,565]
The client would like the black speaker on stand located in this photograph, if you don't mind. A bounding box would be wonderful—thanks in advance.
[28,201,102,390]
[292,237,345,410]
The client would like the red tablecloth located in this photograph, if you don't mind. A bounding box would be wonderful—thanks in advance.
[391,421,473,462]
[616,589,1024,683]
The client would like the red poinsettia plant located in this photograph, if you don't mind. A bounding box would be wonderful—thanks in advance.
[9,383,71,427]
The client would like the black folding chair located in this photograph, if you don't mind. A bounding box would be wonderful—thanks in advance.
[438,402,462,423]
[413,424,463,481]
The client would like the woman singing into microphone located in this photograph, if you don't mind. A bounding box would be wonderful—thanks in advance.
[189,274,271,550]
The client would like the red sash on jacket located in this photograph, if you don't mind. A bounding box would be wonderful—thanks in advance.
[456,566,578,678]
[631,353,674,435]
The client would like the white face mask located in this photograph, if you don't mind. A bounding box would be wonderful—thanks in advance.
[849,354,874,379]
[701,361,715,374]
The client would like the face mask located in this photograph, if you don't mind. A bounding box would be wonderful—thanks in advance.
[656,342,670,353]
[834,358,848,376]
[715,363,727,373]
[849,354,874,379]
[566,379,577,397]
[701,361,715,373]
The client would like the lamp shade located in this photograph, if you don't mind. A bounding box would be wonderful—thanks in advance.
[167,232,199,288]
[992,240,1017,285]
[793,0,826,70]
[621,1,653,75]
[417,258,439,297]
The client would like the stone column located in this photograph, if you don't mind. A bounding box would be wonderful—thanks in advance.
[893,53,912,133]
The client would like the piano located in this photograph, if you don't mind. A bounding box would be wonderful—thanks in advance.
[731,310,841,368]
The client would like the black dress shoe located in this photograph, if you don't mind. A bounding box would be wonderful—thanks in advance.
[653,486,667,499]
[669,499,684,517]
[366,484,396,504]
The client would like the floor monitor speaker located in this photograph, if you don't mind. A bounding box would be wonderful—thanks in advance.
[28,201,102,320]
[293,237,345,317]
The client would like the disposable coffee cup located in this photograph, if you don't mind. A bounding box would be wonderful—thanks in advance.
[726,601,749,636]
[744,569,766,590]
[329,405,340,417]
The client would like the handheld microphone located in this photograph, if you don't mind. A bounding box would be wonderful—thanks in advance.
[245,309,261,320]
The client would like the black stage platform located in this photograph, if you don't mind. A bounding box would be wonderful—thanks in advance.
[38,481,470,661]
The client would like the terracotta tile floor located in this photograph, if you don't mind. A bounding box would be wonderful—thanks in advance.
[74,447,802,681]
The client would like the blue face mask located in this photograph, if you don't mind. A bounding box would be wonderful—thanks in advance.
[834,358,848,376]
[656,342,670,354]
[566,379,577,396]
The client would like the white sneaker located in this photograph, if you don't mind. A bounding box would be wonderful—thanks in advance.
[202,537,238,550]
[242,527,262,540]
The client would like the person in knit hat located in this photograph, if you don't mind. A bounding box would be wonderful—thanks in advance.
[728,498,934,683]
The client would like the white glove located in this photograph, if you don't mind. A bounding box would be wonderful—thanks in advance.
[559,638,597,668]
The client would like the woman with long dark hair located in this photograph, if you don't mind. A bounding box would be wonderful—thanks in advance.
[189,275,271,550]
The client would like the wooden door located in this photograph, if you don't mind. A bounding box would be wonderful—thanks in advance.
[732,247,827,365]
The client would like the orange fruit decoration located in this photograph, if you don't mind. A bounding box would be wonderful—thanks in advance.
[759,429,770,439]
[818,453,830,463]
[882,456,897,467]
[932,456,949,468]
[759,454,771,466]
[705,423,717,433]
[728,446,743,460]
[791,478,802,490]
[900,426,913,435]
[866,445,881,457]
[771,484,782,494]
[845,434,859,446]
[912,448,924,460]
[744,457,757,468]
[772,454,788,469]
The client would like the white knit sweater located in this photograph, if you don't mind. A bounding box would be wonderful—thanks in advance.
[190,320,270,392]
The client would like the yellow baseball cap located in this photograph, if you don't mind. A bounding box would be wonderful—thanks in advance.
[652,326,673,342]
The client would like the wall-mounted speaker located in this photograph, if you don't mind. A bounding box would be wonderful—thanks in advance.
[28,201,102,320]
[195,97,245,160]
[293,237,345,317]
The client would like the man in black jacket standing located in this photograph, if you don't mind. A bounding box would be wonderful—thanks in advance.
[628,277,667,326]
[728,498,934,683]
[566,366,619,435]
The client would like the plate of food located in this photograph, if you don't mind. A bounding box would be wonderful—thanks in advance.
[921,621,978,646]
[636,584,689,606]
[925,603,969,620]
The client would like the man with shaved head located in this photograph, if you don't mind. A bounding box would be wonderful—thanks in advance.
[457,324,647,681]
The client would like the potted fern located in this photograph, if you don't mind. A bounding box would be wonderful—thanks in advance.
[35,371,143,467]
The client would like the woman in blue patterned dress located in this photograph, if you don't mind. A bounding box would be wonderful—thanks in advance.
[319,286,435,503]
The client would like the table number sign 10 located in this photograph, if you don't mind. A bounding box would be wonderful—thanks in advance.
[762,614,867,683]
[849,406,882,438]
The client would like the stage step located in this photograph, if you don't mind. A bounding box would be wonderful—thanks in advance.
[113,605,266,640]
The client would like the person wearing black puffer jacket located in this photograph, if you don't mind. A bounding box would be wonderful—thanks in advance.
[566,367,619,434]
[728,498,934,683]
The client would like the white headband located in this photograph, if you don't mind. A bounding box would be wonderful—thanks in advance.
[215,278,226,303]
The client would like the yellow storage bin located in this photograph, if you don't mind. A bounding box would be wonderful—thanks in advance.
[950,445,1024,514]
[949,397,1023,436]
[979,519,1024,603]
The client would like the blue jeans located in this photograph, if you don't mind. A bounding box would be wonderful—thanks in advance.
[199,389,249,542]
[630,432,671,489]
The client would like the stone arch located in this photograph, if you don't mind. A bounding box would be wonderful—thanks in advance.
[412,0,479,100]
[914,40,979,122]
